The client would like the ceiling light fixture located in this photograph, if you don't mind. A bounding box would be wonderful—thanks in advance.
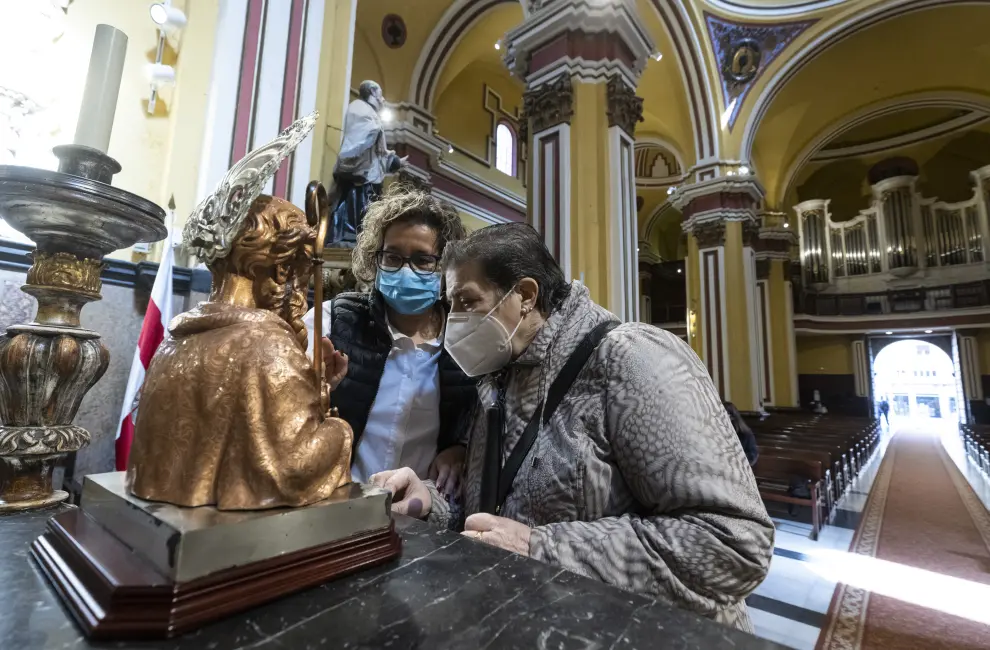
[925,329,933,334]
[885,331,893,335]
[666,186,676,195]
[380,107,394,123]
[494,41,500,50]
[738,165,750,176]
[447,143,454,154]
[654,52,663,61]
[783,222,790,228]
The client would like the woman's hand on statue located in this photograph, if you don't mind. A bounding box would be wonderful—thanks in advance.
[321,337,348,391]
[462,514,532,557]
[369,467,432,519]
[429,445,465,498]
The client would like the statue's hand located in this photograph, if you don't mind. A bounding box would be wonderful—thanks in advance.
[321,337,348,391]
[370,468,432,519]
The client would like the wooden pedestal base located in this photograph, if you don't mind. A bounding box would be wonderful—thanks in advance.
[31,508,401,640]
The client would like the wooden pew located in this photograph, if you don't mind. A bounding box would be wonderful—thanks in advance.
[752,456,825,541]
[744,413,879,539]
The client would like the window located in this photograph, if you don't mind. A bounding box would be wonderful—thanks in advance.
[495,122,515,176]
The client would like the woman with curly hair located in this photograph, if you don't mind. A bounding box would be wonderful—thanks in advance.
[303,184,475,495]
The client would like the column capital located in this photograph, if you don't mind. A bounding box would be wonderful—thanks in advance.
[504,0,655,90]
[519,73,574,142]
[672,176,764,238]
[756,211,797,260]
[606,76,644,138]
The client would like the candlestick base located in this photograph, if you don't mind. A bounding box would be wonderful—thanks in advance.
[0,151,166,512]
[53,144,122,184]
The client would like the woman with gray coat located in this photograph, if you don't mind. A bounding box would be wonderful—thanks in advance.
[371,223,774,632]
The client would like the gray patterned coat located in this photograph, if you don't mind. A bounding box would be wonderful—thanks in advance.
[426,282,774,631]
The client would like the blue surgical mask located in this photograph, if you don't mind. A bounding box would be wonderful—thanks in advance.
[376,267,441,315]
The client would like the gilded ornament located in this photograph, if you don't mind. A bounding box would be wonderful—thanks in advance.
[26,251,104,295]
[128,112,354,510]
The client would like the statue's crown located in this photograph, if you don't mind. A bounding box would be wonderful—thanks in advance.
[183,111,318,264]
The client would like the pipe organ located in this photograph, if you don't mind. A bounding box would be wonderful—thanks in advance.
[795,165,990,286]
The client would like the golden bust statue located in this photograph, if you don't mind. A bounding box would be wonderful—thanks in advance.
[126,113,353,510]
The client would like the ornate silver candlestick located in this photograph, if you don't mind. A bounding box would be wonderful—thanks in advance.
[0,144,166,511]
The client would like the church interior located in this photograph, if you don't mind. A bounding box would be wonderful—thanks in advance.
[2,1,990,649]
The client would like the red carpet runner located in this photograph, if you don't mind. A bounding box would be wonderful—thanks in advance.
[817,427,990,650]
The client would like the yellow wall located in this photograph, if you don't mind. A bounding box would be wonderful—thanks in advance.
[435,65,522,160]
[568,81,611,307]
[723,222,755,408]
[789,124,990,216]
[158,0,220,252]
[458,211,488,232]
[767,261,796,406]
[977,330,990,376]
[797,335,853,374]
[750,5,990,206]
[350,0,451,102]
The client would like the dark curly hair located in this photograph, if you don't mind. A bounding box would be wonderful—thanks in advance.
[352,183,466,283]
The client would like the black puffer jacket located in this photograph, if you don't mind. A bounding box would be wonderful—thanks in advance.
[328,291,477,453]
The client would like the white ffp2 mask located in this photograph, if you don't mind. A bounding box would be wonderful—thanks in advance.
[444,293,524,378]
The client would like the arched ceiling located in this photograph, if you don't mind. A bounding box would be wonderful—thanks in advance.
[748,3,990,207]
[636,0,697,165]
[791,122,990,218]
[351,0,455,101]
[705,0,851,15]
[432,2,524,110]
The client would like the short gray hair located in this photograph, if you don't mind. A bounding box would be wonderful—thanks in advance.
[358,80,382,102]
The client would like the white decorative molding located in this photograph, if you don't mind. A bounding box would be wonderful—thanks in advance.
[758,278,775,405]
[608,126,639,322]
[705,0,851,17]
[741,0,990,162]
[505,0,655,91]
[811,111,989,163]
[647,0,720,163]
[433,188,511,226]
[407,0,522,110]
[532,123,572,279]
[781,92,990,204]
[670,175,765,211]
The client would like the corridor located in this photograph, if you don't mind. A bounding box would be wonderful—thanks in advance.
[749,422,990,650]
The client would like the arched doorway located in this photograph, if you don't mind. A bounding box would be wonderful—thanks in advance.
[872,339,960,424]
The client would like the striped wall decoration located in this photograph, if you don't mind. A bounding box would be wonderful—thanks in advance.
[700,248,727,398]
[532,125,571,280]
[198,0,326,209]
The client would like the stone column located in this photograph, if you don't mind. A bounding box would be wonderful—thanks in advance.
[755,213,799,407]
[505,0,654,322]
[673,178,764,410]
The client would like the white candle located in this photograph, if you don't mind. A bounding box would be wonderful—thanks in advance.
[74,24,128,153]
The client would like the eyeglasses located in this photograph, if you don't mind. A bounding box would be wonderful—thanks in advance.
[376,250,441,276]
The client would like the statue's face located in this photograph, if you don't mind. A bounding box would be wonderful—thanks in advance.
[366,86,384,112]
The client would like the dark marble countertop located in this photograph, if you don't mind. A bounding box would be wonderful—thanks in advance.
[1,505,785,650]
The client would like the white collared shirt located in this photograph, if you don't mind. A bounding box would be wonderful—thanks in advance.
[303,302,442,483]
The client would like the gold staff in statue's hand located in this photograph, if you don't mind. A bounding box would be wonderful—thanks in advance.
[306,181,346,419]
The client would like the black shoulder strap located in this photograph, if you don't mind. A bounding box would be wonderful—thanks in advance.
[492,319,618,513]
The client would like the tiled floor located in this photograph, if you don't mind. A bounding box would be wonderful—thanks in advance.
[746,418,990,649]
[746,424,886,649]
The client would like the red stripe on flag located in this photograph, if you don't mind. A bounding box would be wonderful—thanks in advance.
[116,413,135,471]
[137,300,164,368]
